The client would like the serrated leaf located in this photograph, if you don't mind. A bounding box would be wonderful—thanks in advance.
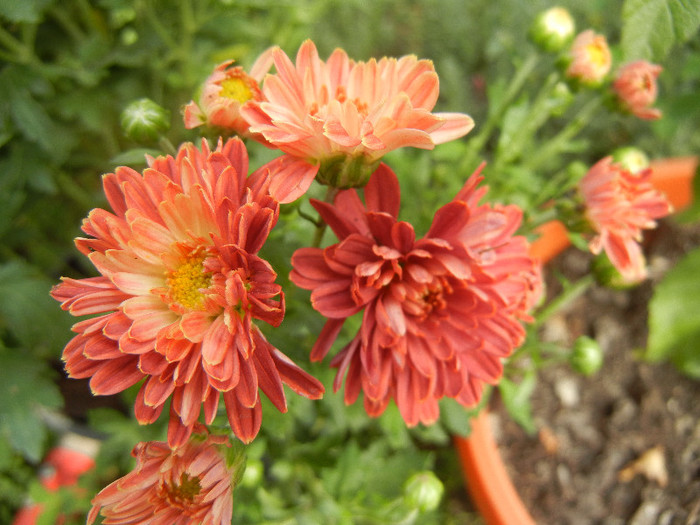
[647,247,700,378]
[0,261,72,356]
[622,0,700,62]
[0,346,62,462]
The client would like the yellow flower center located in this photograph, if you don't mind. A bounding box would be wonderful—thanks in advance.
[219,76,254,103]
[585,42,608,68]
[166,250,212,311]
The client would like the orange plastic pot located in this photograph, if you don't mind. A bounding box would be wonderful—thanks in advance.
[454,156,698,525]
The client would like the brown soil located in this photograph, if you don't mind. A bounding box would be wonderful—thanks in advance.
[494,219,700,525]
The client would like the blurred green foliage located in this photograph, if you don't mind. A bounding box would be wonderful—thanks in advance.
[1,0,698,523]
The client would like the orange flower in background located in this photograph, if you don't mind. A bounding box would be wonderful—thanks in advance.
[52,138,323,447]
[565,30,611,85]
[612,60,663,120]
[183,48,274,136]
[87,426,238,524]
[241,39,474,201]
[579,157,672,282]
[290,164,541,425]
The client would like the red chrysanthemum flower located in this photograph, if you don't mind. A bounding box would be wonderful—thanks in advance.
[579,156,672,282]
[290,164,541,425]
[240,39,474,201]
[87,425,238,525]
[52,138,323,446]
[612,60,663,120]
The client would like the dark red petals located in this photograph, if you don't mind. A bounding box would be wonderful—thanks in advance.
[364,163,401,218]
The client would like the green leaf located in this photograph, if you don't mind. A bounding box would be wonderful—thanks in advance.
[498,371,537,435]
[621,0,700,61]
[0,345,62,462]
[0,0,55,23]
[0,261,72,356]
[647,246,700,378]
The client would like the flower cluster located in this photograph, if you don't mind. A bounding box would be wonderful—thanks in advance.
[530,12,663,120]
[51,27,672,522]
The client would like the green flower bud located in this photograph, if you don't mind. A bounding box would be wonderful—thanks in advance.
[121,98,170,143]
[611,147,650,174]
[549,81,574,117]
[570,336,603,376]
[404,471,444,513]
[529,7,576,53]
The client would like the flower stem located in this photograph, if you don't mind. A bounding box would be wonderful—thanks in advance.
[311,186,339,248]
[533,274,595,328]
[461,52,540,171]
[523,96,601,172]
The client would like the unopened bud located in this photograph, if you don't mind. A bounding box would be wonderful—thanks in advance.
[570,336,603,376]
[121,98,170,143]
[612,147,650,174]
[530,7,576,53]
[404,471,444,513]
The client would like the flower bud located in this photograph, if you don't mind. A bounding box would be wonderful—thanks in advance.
[565,30,611,87]
[404,471,444,513]
[611,147,650,174]
[120,98,170,143]
[570,336,603,376]
[612,60,663,120]
[549,81,575,117]
[530,7,576,52]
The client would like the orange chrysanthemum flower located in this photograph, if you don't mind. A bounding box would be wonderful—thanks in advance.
[579,156,672,282]
[183,49,274,136]
[241,39,475,201]
[565,30,611,86]
[52,138,323,447]
[290,164,541,425]
[87,425,238,525]
[612,60,663,120]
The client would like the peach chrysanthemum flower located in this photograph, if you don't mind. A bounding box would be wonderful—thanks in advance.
[579,156,672,282]
[565,30,611,86]
[290,164,541,425]
[183,49,274,136]
[241,39,475,201]
[612,60,663,120]
[52,138,323,447]
[87,425,239,525]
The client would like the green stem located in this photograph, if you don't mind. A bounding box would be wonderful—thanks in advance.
[523,97,601,172]
[311,186,339,248]
[461,51,540,171]
[533,274,595,328]
[0,25,36,63]
[492,72,560,173]
[140,0,178,50]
